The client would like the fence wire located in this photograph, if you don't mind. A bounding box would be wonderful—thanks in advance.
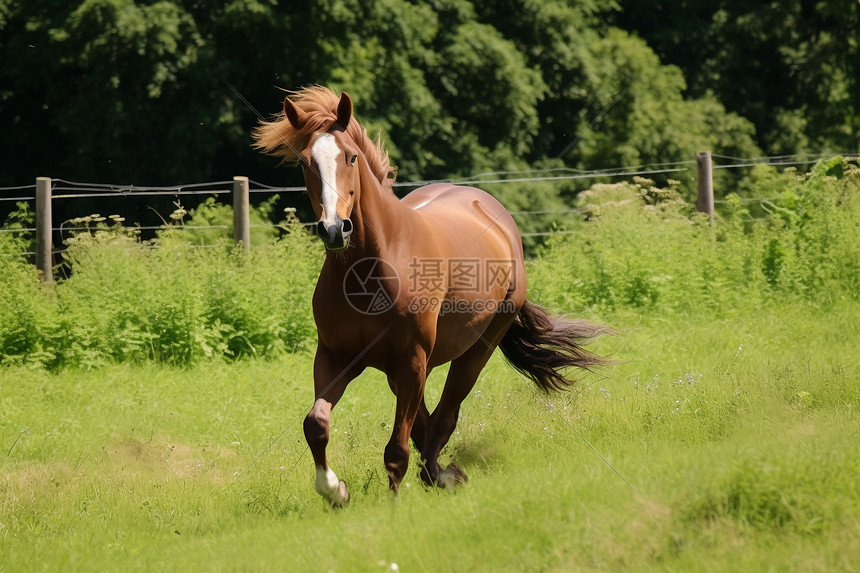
[2,153,858,260]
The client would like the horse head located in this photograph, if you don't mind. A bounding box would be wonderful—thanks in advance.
[285,92,357,251]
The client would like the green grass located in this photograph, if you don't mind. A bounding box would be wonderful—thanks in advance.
[2,301,858,572]
[3,158,860,570]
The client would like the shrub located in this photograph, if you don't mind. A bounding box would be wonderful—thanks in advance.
[0,204,59,368]
[0,205,320,369]
[161,195,281,247]
[528,158,860,317]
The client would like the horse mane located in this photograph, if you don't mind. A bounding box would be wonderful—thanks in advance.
[252,86,395,188]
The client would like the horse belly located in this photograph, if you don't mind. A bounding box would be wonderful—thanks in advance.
[426,305,500,367]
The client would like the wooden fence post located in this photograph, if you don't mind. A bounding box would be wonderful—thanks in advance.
[233,176,250,251]
[35,177,54,283]
[696,151,714,223]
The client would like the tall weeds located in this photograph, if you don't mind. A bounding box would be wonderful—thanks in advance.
[0,205,320,369]
[1,158,858,369]
[529,157,860,316]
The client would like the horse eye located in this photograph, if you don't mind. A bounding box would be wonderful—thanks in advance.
[350,154,357,165]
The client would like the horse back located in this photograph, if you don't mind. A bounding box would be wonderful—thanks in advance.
[401,183,522,260]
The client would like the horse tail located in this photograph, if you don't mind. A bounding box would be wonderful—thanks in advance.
[498,299,612,393]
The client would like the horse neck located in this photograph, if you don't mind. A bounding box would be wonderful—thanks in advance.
[347,160,408,258]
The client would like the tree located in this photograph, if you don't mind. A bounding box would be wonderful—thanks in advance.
[614,0,860,155]
[473,0,760,197]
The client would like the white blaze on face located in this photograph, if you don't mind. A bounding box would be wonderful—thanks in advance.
[311,133,342,229]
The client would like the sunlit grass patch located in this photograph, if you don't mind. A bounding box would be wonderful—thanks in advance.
[2,300,859,571]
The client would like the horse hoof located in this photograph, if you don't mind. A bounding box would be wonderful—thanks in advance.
[437,463,468,489]
[329,480,350,508]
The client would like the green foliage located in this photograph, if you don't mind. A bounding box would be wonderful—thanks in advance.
[684,454,842,535]
[164,195,280,247]
[0,243,54,367]
[1,302,859,570]
[2,159,858,370]
[1,0,766,193]
[0,200,35,254]
[0,204,53,366]
[615,0,860,155]
[0,208,320,369]
[529,158,860,316]
[469,0,760,198]
[433,19,546,159]
[49,0,206,180]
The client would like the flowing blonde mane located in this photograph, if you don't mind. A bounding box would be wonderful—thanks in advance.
[252,86,394,187]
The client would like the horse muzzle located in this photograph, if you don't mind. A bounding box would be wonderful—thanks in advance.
[317,218,353,251]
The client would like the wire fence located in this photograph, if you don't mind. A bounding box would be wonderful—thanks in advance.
[1,152,857,258]
[1,152,855,200]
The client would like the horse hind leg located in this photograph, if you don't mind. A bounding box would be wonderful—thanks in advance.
[410,397,430,454]
[420,341,501,488]
[384,351,429,494]
[389,369,432,456]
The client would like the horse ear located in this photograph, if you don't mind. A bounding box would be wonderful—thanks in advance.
[336,92,352,127]
[283,97,304,129]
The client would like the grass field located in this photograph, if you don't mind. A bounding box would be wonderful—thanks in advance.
[2,301,858,572]
[2,160,860,571]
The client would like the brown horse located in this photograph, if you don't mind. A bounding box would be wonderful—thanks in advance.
[253,86,610,507]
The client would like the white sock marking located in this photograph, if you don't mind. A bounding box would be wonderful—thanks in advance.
[315,465,340,496]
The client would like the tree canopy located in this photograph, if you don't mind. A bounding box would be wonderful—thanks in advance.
[613,0,860,156]
[1,0,856,198]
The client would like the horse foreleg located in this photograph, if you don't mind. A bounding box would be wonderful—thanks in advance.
[384,353,428,494]
[305,348,361,508]
[304,398,349,507]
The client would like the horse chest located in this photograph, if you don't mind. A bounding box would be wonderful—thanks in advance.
[312,291,416,362]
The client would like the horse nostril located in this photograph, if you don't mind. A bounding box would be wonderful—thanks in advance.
[316,221,327,239]
[341,218,353,237]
